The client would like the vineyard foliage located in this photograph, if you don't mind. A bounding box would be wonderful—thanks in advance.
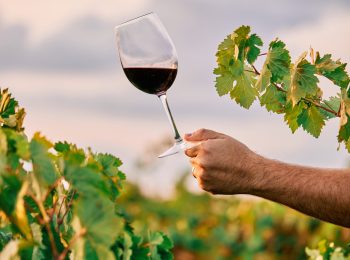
[214,26,350,150]
[118,176,350,260]
[0,88,173,259]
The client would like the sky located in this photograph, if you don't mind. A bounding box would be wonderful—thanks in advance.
[0,0,349,197]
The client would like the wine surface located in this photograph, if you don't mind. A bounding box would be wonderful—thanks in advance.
[123,67,177,95]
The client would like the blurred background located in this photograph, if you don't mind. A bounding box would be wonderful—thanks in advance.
[1,1,350,258]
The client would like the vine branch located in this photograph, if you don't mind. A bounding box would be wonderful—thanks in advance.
[251,65,339,117]
[57,190,76,227]
[57,228,87,260]
[28,193,59,259]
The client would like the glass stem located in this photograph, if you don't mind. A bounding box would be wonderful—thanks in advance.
[158,94,182,143]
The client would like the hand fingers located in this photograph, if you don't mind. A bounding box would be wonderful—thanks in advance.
[184,144,201,158]
[184,128,224,142]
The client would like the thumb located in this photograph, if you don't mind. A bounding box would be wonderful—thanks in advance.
[184,128,224,142]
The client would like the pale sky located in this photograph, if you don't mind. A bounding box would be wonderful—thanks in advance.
[1,0,349,196]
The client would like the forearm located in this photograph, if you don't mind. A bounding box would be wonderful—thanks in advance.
[250,155,350,228]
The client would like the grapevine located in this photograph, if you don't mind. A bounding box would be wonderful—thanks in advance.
[0,88,173,259]
[214,26,350,150]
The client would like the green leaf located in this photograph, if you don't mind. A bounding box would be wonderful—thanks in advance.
[0,89,17,118]
[0,175,33,240]
[65,167,111,197]
[297,105,325,138]
[256,40,291,91]
[215,74,234,96]
[230,26,263,64]
[320,96,340,120]
[215,59,244,97]
[290,52,319,106]
[284,102,303,133]
[0,231,12,251]
[4,130,30,160]
[84,239,115,260]
[76,197,122,245]
[30,133,58,188]
[232,25,251,45]
[338,115,350,143]
[54,141,71,153]
[260,85,286,113]
[268,40,291,82]
[0,88,26,131]
[246,34,263,64]
[95,153,125,200]
[130,234,150,259]
[148,232,174,260]
[73,196,123,259]
[255,64,272,92]
[95,153,122,176]
[315,52,350,89]
[217,35,234,51]
[230,69,257,109]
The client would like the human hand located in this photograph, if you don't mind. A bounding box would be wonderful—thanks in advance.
[184,128,260,195]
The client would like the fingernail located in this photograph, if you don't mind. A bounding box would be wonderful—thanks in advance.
[185,133,192,137]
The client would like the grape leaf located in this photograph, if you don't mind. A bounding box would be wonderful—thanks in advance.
[256,40,290,91]
[215,74,235,96]
[4,130,30,160]
[148,232,174,260]
[129,234,150,259]
[315,52,350,89]
[75,197,123,259]
[230,69,257,109]
[255,65,272,92]
[0,231,11,251]
[217,35,234,51]
[215,59,245,96]
[30,133,58,189]
[0,89,17,119]
[290,52,319,106]
[297,105,325,138]
[95,153,125,200]
[340,89,350,125]
[54,141,70,153]
[338,114,350,143]
[0,176,32,241]
[284,102,303,133]
[0,89,25,131]
[246,34,263,64]
[320,96,340,120]
[231,26,262,64]
[268,40,291,81]
[65,167,110,197]
[232,25,250,45]
[260,85,286,113]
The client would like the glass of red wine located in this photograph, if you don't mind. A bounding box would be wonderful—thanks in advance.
[115,12,186,158]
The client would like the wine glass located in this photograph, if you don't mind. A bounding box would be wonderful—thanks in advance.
[115,12,186,158]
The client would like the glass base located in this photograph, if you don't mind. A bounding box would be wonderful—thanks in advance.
[158,140,187,158]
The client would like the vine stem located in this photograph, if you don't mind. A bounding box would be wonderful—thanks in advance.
[28,193,59,259]
[57,228,87,260]
[57,190,76,227]
[42,177,63,203]
[250,65,339,117]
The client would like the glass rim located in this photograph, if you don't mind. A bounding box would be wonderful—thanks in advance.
[115,12,157,30]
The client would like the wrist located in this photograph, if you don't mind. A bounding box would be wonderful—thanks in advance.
[245,152,274,196]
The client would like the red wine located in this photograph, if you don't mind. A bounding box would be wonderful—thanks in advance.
[123,67,177,95]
